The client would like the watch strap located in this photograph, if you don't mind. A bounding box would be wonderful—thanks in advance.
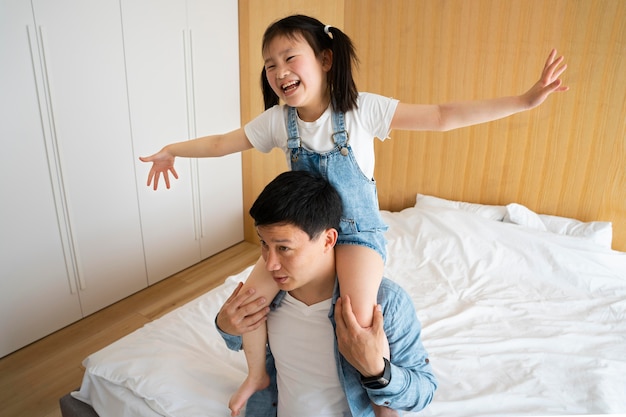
[360,357,391,389]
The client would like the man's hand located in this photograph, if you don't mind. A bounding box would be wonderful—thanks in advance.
[334,295,390,377]
[216,282,270,336]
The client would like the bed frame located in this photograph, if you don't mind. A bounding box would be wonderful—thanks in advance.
[59,393,98,417]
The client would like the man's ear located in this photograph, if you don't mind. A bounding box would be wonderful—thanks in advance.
[323,228,338,252]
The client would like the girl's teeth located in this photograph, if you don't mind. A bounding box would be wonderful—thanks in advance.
[282,81,299,92]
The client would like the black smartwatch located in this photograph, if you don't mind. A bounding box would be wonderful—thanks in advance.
[360,357,391,389]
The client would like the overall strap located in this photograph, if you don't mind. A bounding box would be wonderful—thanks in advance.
[286,106,301,162]
[331,110,350,156]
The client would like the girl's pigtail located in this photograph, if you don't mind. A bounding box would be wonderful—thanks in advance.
[325,26,359,113]
[261,67,279,110]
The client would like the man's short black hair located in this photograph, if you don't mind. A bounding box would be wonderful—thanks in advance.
[249,171,343,240]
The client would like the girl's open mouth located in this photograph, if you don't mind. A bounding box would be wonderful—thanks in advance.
[282,80,300,94]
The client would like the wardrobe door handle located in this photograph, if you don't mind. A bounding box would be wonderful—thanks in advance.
[189,30,204,239]
[184,29,204,240]
[37,26,86,292]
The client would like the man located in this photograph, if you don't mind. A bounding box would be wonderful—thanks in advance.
[216,171,437,416]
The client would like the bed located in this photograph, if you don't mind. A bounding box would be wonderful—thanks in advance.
[61,194,626,417]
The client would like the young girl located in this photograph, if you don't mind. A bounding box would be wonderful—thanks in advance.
[141,15,567,416]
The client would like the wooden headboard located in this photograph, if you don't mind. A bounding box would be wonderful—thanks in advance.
[238,0,626,251]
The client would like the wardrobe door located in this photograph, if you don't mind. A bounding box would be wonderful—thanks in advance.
[30,0,147,315]
[122,0,203,284]
[0,0,82,358]
[123,0,243,283]
[188,0,244,258]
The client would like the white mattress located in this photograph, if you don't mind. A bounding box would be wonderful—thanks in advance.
[73,198,626,417]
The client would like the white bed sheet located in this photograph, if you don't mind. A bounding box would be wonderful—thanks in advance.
[73,204,626,417]
[77,373,163,417]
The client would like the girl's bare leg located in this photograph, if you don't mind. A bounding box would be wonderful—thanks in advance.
[228,256,279,417]
[336,245,394,414]
[335,245,384,329]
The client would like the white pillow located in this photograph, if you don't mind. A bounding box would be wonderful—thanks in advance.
[503,203,613,249]
[539,214,613,249]
[415,194,507,221]
[503,203,547,231]
[415,194,458,209]
[417,195,614,249]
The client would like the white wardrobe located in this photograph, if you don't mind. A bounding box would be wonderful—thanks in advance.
[122,0,243,284]
[0,0,242,357]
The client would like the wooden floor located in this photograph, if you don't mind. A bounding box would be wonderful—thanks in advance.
[0,242,259,417]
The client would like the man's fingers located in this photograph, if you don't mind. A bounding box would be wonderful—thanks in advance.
[372,304,383,328]
[334,297,347,331]
[232,287,266,311]
[240,294,267,317]
[225,285,267,326]
[337,295,362,332]
[341,295,358,324]
[242,308,269,330]
[224,282,244,304]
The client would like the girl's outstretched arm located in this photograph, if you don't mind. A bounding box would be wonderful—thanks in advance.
[139,127,253,190]
[391,49,568,132]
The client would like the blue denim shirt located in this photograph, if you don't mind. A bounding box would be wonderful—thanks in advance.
[217,278,437,416]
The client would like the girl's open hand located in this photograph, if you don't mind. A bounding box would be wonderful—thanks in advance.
[139,148,178,190]
[523,49,569,109]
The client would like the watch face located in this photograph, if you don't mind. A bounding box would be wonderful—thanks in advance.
[376,377,389,386]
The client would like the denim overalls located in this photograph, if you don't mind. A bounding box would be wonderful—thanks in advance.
[286,106,388,261]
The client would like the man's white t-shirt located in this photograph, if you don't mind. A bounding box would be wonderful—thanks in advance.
[244,92,399,179]
[267,293,351,417]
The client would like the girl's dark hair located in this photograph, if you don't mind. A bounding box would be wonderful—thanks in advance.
[250,171,343,240]
[260,14,359,113]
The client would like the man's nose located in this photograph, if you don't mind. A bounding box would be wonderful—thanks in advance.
[265,250,280,271]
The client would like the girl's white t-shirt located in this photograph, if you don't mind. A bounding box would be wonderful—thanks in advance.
[244,92,399,179]
[267,292,350,417]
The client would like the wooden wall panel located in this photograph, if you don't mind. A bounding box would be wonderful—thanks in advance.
[239,0,626,251]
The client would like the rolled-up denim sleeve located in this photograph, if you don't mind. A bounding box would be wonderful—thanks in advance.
[214,316,243,351]
[367,282,438,411]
